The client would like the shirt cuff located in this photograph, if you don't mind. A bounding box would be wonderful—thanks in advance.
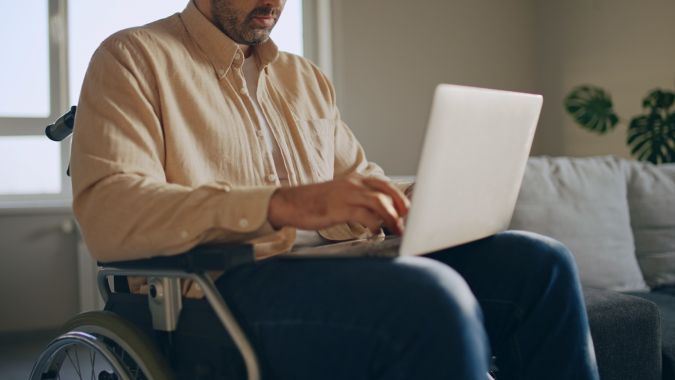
[212,185,279,234]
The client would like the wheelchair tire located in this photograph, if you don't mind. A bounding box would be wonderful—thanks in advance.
[30,311,174,380]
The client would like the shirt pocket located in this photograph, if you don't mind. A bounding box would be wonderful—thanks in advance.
[296,118,336,181]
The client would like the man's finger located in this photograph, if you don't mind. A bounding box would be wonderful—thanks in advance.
[362,177,410,217]
[350,191,403,236]
[404,183,415,200]
[351,208,384,234]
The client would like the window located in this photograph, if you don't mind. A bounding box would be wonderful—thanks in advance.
[0,136,61,194]
[0,0,326,206]
[0,3,50,118]
[0,2,65,202]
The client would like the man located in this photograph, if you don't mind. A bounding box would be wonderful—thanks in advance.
[71,0,600,379]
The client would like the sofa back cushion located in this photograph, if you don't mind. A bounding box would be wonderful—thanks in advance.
[626,161,675,288]
[509,156,648,291]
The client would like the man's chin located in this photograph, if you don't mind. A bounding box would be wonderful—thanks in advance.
[242,32,272,46]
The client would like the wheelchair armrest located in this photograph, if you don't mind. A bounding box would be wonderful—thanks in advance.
[98,244,255,273]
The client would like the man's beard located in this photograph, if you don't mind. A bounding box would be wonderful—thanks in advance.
[211,2,280,45]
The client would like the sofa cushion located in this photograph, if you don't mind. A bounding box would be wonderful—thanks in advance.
[510,156,648,291]
[626,162,675,288]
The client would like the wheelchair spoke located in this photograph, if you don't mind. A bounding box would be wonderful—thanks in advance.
[90,350,96,380]
[65,348,84,380]
[31,312,171,380]
[75,349,82,379]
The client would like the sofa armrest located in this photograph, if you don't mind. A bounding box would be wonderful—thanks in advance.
[584,288,661,380]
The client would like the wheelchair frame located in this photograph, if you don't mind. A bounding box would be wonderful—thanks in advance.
[97,245,262,380]
[32,243,263,380]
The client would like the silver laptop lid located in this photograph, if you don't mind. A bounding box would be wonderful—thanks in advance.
[399,84,543,256]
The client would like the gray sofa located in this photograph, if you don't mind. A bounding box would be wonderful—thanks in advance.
[511,156,675,380]
[584,288,662,380]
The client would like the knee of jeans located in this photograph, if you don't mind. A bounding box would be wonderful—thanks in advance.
[375,258,490,368]
[390,257,483,328]
[505,230,579,284]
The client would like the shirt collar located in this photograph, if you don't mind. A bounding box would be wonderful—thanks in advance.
[180,0,279,79]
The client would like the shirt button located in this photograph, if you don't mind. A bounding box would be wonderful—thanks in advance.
[233,52,243,67]
[238,218,249,228]
[256,130,264,138]
[240,87,248,95]
[267,173,278,183]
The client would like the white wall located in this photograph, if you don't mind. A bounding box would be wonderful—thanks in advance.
[0,210,78,332]
[331,0,537,175]
[533,0,675,158]
[331,0,675,175]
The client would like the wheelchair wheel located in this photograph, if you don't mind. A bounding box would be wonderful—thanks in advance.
[30,311,174,380]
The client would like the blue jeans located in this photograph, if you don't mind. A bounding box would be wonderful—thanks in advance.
[215,231,599,380]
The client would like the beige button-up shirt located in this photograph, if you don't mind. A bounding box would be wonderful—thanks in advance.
[71,1,400,263]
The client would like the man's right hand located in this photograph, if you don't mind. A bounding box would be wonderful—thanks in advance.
[267,175,410,236]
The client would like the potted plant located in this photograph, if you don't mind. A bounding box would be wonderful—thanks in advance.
[564,86,675,164]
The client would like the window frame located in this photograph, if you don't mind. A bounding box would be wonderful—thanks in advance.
[0,0,332,208]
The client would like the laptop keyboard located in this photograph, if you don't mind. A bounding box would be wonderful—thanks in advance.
[284,236,402,258]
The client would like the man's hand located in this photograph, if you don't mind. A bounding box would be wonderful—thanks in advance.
[404,183,415,201]
[268,175,410,235]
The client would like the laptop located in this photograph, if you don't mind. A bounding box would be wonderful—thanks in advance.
[281,84,543,258]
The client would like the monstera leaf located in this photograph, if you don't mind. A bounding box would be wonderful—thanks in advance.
[642,89,675,110]
[565,85,620,134]
[627,89,675,164]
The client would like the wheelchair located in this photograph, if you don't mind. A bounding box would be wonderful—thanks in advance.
[31,106,262,380]
[32,107,498,380]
